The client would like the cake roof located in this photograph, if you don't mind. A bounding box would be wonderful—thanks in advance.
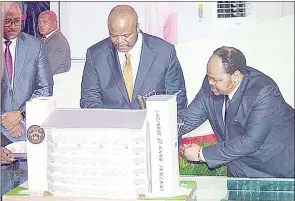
[145,94,176,101]
[41,109,146,129]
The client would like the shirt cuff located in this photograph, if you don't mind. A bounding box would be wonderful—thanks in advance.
[200,148,206,162]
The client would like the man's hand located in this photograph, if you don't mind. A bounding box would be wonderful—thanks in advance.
[9,123,25,137]
[180,143,201,162]
[1,147,15,164]
[1,110,22,131]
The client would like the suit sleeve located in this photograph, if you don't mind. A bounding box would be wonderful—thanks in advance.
[203,85,282,168]
[27,41,54,108]
[165,45,187,111]
[49,40,71,75]
[0,120,26,143]
[178,88,208,135]
[80,49,105,108]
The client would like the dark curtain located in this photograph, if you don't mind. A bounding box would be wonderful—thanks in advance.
[21,1,50,38]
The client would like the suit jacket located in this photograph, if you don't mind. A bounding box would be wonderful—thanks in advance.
[45,30,71,75]
[1,32,53,139]
[80,31,187,111]
[1,132,12,147]
[179,67,294,178]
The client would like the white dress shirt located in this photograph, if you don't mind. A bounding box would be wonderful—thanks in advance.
[222,81,241,122]
[200,80,242,162]
[117,33,143,85]
[2,37,17,89]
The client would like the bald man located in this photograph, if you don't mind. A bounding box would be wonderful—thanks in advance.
[1,2,53,145]
[80,5,187,111]
[38,10,71,75]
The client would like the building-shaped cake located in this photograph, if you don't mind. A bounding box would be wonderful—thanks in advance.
[25,93,180,199]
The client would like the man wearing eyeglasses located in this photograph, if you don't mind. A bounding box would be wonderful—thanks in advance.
[1,2,53,146]
[80,5,187,111]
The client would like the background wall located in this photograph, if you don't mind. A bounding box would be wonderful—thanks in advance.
[51,2,294,136]
[60,2,146,59]
[56,1,294,59]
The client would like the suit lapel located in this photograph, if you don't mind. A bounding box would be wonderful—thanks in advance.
[226,73,249,125]
[106,42,130,104]
[45,30,59,44]
[14,33,27,89]
[213,94,226,138]
[131,33,155,104]
[2,56,11,89]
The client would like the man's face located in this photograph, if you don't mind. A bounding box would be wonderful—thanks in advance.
[38,14,56,36]
[3,7,21,40]
[108,15,138,53]
[206,55,236,96]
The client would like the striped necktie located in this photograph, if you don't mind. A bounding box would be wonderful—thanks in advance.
[224,95,230,124]
[4,40,13,82]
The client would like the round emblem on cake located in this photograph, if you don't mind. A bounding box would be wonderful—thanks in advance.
[27,125,45,144]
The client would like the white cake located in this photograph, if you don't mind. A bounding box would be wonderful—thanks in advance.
[25,94,180,199]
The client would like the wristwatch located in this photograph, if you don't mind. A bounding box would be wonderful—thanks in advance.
[19,109,26,119]
[189,149,204,164]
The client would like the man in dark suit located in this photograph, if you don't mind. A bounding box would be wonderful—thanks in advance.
[179,46,294,178]
[38,10,71,75]
[1,2,53,146]
[80,5,187,111]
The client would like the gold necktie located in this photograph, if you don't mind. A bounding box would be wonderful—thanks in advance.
[122,52,133,101]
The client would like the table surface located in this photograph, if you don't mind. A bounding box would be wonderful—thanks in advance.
[186,177,294,201]
[3,177,295,201]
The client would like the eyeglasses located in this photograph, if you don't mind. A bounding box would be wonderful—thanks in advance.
[4,19,21,27]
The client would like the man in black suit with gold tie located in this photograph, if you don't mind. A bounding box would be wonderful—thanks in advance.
[80,5,187,111]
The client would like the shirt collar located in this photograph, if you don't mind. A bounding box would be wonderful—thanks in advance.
[118,32,142,57]
[45,29,58,39]
[2,37,17,46]
[228,79,242,100]
[130,32,142,57]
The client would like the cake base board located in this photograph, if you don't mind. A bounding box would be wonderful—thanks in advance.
[3,180,196,200]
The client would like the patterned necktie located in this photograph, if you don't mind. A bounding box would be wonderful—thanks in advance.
[4,41,13,82]
[122,52,133,102]
[224,95,230,124]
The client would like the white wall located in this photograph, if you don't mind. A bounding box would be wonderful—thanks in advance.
[58,2,294,59]
[60,2,146,59]
[256,2,294,23]
[176,2,215,44]
[53,61,84,108]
